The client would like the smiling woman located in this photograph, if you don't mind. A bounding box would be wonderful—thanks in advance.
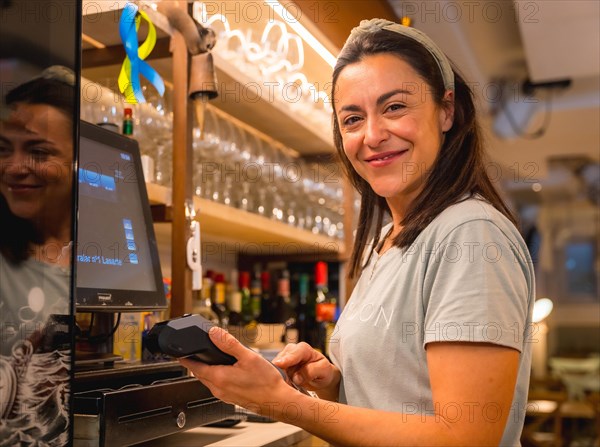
[0,69,75,446]
[335,54,454,218]
[0,72,75,265]
[181,18,536,447]
[0,105,73,227]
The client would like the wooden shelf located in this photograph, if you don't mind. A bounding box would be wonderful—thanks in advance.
[81,4,334,156]
[146,182,172,206]
[82,3,348,313]
[147,183,344,256]
[209,53,333,155]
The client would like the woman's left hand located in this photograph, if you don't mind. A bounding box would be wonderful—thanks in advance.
[179,326,293,414]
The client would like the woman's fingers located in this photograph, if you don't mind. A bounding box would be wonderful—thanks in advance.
[271,344,296,365]
[208,326,247,360]
[272,342,315,368]
[291,358,334,389]
[272,344,334,390]
[179,357,213,383]
[177,328,245,385]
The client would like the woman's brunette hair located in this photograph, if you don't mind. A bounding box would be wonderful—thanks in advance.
[331,28,516,278]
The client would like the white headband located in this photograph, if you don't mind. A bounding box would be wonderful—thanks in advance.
[343,18,455,91]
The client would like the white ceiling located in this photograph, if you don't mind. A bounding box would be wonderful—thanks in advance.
[516,0,600,82]
[387,0,600,193]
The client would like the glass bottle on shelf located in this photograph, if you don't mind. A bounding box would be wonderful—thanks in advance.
[315,262,336,322]
[211,273,229,328]
[239,271,253,324]
[296,273,315,346]
[250,266,262,322]
[277,270,298,344]
[259,271,276,324]
[192,276,219,325]
[314,262,337,355]
[122,107,134,136]
[227,291,243,326]
[226,270,242,326]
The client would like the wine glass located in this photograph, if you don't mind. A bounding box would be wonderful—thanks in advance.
[151,110,173,188]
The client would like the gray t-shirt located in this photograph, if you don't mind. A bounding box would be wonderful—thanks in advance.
[0,254,70,355]
[329,197,534,446]
[0,253,71,446]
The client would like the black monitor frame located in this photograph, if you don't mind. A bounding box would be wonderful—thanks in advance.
[74,121,167,312]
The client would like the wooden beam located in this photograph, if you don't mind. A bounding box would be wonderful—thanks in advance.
[82,37,171,68]
[169,3,194,317]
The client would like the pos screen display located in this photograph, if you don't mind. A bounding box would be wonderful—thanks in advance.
[75,121,166,311]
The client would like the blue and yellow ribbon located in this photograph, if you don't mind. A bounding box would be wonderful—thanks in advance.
[118,2,165,104]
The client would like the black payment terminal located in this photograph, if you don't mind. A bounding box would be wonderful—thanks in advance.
[145,314,237,365]
[146,313,316,398]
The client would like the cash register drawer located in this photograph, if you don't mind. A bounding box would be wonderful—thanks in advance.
[74,376,234,446]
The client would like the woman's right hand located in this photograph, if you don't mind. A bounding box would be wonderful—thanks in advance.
[272,342,341,400]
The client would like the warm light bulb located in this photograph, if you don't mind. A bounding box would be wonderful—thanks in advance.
[532,298,553,323]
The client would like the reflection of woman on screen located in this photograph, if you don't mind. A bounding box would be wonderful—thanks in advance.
[0,66,74,446]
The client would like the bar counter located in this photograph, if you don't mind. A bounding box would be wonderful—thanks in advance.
[136,421,323,446]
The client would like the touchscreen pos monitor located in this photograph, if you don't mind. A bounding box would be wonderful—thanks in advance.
[75,121,166,312]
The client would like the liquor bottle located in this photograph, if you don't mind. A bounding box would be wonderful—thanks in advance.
[227,291,243,326]
[239,271,253,324]
[315,262,336,323]
[211,273,226,306]
[259,270,277,324]
[122,107,134,136]
[277,270,298,343]
[296,273,314,345]
[192,276,218,325]
[250,266,262,322]
[227,269,243,326]
[314,262,337,355]
[276,269,292,322]
[211,273,229,327]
